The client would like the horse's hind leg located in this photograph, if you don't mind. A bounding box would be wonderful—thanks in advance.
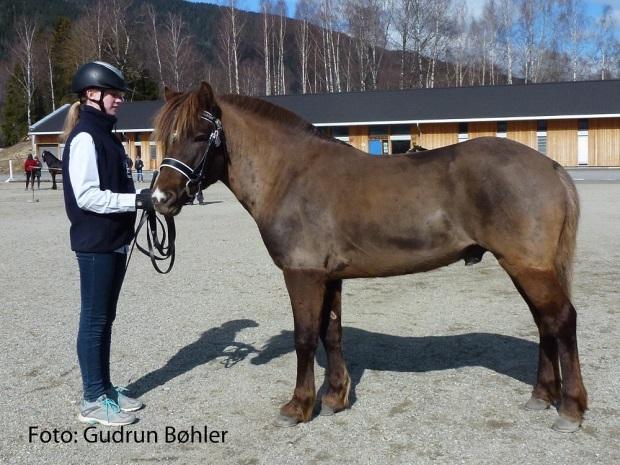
[319,279,351,416]
[500,260,587,432]
[277,268,327,427]
[508,277,561,410]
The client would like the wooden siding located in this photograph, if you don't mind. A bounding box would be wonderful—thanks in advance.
[548,120,578,166]
[417,123,458,149]
[469,122,496,138]
[349,126,369,152]
[35,134,59,144]
[589,118,620,166]
[507,121,537,149]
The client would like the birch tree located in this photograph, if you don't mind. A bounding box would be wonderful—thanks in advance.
[145,3,165,91]
[261,1,272,95]
[12,17,37,127]
[593,5,617,80]
[294,0,314,93]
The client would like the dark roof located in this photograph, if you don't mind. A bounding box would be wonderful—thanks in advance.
[30,100,164,134]
[30,80,620,134]
[264,80,620,125]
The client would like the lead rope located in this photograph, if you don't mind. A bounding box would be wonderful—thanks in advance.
[125,171,176,274]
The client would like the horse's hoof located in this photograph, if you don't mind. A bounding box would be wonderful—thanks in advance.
[552,416,581,433]
[274,414,299,428]
[320,404,335,416]
[524,396,550,411]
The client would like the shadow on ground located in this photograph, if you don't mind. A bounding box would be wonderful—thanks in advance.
[128,319,537,404]
[126,319,259,397]
[252,329,538,406]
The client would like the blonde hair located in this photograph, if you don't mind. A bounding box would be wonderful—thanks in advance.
[60,101,82,142]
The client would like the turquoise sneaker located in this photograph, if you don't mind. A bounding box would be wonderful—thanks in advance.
[108,386,143,412]
[78,395,136,426]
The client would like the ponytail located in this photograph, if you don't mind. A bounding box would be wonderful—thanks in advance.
[60,101,82,142]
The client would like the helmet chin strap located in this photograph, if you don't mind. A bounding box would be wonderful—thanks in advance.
[86,90,107,114]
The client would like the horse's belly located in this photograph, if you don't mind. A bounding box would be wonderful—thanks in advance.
[329,242,469,279]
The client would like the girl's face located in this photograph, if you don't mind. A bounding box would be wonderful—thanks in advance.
[85,89,125,115]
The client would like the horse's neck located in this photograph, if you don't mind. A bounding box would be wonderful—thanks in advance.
[219,103,306,219]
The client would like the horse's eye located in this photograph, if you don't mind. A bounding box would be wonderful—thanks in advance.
[194,134,210,142]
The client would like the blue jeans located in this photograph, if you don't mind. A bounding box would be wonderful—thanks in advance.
[76,252,127,401]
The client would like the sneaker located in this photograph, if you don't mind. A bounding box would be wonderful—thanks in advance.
[108,386,143,412]
[78,394,136,426]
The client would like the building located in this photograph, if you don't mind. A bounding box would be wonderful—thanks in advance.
[29,80,620,168]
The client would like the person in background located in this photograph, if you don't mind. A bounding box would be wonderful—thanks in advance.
[134,154,144,182]
[31,155,42,189]
[61,61,154,427]
[24,154,36,190]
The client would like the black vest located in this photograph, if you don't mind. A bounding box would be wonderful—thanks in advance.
[63,106,136,252]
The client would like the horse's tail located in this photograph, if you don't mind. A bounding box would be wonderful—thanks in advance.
[555,166,580,299]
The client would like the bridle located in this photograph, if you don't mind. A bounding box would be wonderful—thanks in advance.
[128,109,224,275]
[159,110,223,197]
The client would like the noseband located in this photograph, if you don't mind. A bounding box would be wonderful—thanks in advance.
[160,110,223,197]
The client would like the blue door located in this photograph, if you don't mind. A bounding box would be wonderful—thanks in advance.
[368,139,382,156]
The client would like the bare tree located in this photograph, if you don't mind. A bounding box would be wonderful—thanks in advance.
[145,3,166,91]
[12,17,37,127]
[559,0,587,81]
[593,5,617,80]
[497,0,515,84]
[105,0,133,73]
[294,0,313,93]
[261,0,273,95]
[392,0,414,89]
[275,0,287,94]
[221,0,245,94]
[161,13,196,91]
[426,0,453,88]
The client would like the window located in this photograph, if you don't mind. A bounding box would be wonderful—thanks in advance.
[331,126,349,138]
[537,134,547,154]
[390,124,410,136]
[150,143,157,161]
[578,119,588,131]
[458,122,468,142]
[537,120,547,155]
[496,121,507,137]
[369,125,389,136]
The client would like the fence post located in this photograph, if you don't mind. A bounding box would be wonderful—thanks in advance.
[4,160,14,182]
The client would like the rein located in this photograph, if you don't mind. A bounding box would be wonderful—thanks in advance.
[126,171,176,274]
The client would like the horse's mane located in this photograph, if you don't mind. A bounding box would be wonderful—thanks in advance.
[219,94,332,140]
[153,90,206,151]
[153,89,344,150]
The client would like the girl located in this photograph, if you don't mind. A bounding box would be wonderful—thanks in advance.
[62,61,153,426]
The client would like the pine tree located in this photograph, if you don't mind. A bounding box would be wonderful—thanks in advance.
[1,67,29,146]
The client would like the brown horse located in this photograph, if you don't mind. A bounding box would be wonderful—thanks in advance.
[151,82,587,432]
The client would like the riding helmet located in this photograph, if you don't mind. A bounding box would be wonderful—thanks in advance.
[71,61,130,94]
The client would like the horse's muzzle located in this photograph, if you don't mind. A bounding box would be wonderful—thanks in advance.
[152,189,183,217]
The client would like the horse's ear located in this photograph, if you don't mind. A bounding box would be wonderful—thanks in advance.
[197,81,215,109]
[164,86,177,101]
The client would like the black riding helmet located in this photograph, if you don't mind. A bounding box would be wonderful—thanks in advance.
[72,61,129,113]
[72,61,129,94]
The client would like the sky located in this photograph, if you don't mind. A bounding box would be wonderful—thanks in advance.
[191,0,620,22]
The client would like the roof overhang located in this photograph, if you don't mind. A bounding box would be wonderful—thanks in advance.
[313,114,620,126]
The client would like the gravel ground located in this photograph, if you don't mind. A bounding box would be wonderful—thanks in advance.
[0,181,618,465]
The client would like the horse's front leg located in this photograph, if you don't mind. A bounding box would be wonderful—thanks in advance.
[319,279,351,416]
[277,268,327,427]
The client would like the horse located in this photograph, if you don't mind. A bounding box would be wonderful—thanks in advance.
[41,150,62,189]
[150,82,587,433]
